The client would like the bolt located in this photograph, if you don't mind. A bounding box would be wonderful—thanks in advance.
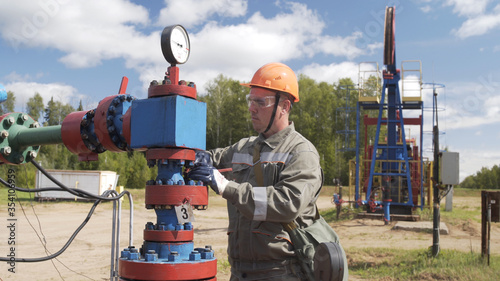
[177,180,184,185]
[1,130,9,139]
[18,155,25,163]
[30,122,40,128]
[145,222,154,230]
[22,114,29,121]
[28,151,37,159]
[189,251,201,261]
[188,82,196,88]
[81,119,89,127]
[120,248,131,259]
[5,117,14,126]
[2,146,11,156]
[145,250,157,262]
[150,80,158,86]
[108,126,115,133]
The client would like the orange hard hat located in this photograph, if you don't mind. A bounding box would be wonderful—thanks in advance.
[241,62,299,102]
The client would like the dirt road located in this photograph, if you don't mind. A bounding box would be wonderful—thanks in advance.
[0,194,498,280]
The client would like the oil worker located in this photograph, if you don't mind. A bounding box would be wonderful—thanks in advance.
[188,62,347,280]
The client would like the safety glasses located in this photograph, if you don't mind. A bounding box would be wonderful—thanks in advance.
[246,94,276,109]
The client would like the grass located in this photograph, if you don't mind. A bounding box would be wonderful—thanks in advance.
[348,248,500,281]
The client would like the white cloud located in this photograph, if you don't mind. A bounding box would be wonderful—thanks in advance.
[444,0,500,39]
[453,7,500,38]
[4,81,87,112]
[444,0,491,17]
[299,62,360,84]
[0,1,375,100]
[440,78,500,129]
[420,5,432,13]
[157,0,247,28]
[0,0,156,68]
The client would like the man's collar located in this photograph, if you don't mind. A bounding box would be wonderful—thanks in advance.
[257,122,294,149]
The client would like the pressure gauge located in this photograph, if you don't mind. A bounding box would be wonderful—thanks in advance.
[161,25,190,65]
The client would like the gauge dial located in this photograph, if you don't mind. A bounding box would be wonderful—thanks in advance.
[161,25,190,65]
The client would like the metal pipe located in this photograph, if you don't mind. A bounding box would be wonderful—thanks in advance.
[127,192,134,247]
[115,197,122,280]
[488,202,491,266]
[13,125,62,147]
[432,126,440,256]
[110,199,117,280]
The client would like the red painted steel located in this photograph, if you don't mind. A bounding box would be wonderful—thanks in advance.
[94,95,122,152]
[146,148,195,161]
[119,259,217,281]
[143,229,194,242]
[61,111,94,156]
[145,185,208,206]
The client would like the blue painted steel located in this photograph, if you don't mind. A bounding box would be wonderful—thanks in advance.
[355,101,361,207]
[143,241,194,259]
[129,95,206,149]
[0,84,7,104]
[155,209,179,231]
[156,159,185,186]
[383,201,391,222]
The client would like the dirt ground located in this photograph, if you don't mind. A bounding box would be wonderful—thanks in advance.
[0,194,498,281]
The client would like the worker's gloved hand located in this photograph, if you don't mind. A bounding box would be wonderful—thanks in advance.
[188,162,228,195]
[194,150,212,166]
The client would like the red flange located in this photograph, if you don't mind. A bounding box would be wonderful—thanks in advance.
[119,259,217,281]
[146,148,195,161]
[61,111,97,161]
[144,229,194,242]
[145,185,208,206]
[94,95,122,152]
[148,84,197,99]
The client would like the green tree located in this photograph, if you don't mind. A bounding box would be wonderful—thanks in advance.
[201,74,252,149]
[77,100,84,111]
[26,92,44,122]
[0,91,15,115]
[44,97,75,125]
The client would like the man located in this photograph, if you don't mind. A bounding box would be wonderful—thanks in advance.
[188,62,347,280]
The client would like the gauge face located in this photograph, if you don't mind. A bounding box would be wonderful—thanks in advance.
[161,25,190,65]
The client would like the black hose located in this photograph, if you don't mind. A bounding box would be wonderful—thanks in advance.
[0,191,114,262]
[30,160,126,201]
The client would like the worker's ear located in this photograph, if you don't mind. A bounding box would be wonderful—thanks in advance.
[281,99,291,114]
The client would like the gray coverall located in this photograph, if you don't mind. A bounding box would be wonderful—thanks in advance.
[211,122,323,280]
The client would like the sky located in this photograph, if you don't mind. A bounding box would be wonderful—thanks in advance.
[0,0,499,182]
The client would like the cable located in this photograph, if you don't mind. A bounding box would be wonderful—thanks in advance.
[30,160,126,201]
[21,166,94,281]
[0,190,114,262]
[0,160,132,264]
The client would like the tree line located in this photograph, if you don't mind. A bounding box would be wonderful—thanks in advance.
[0,92,155,190]
[458,165,500,189]
[3,74,491,191]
